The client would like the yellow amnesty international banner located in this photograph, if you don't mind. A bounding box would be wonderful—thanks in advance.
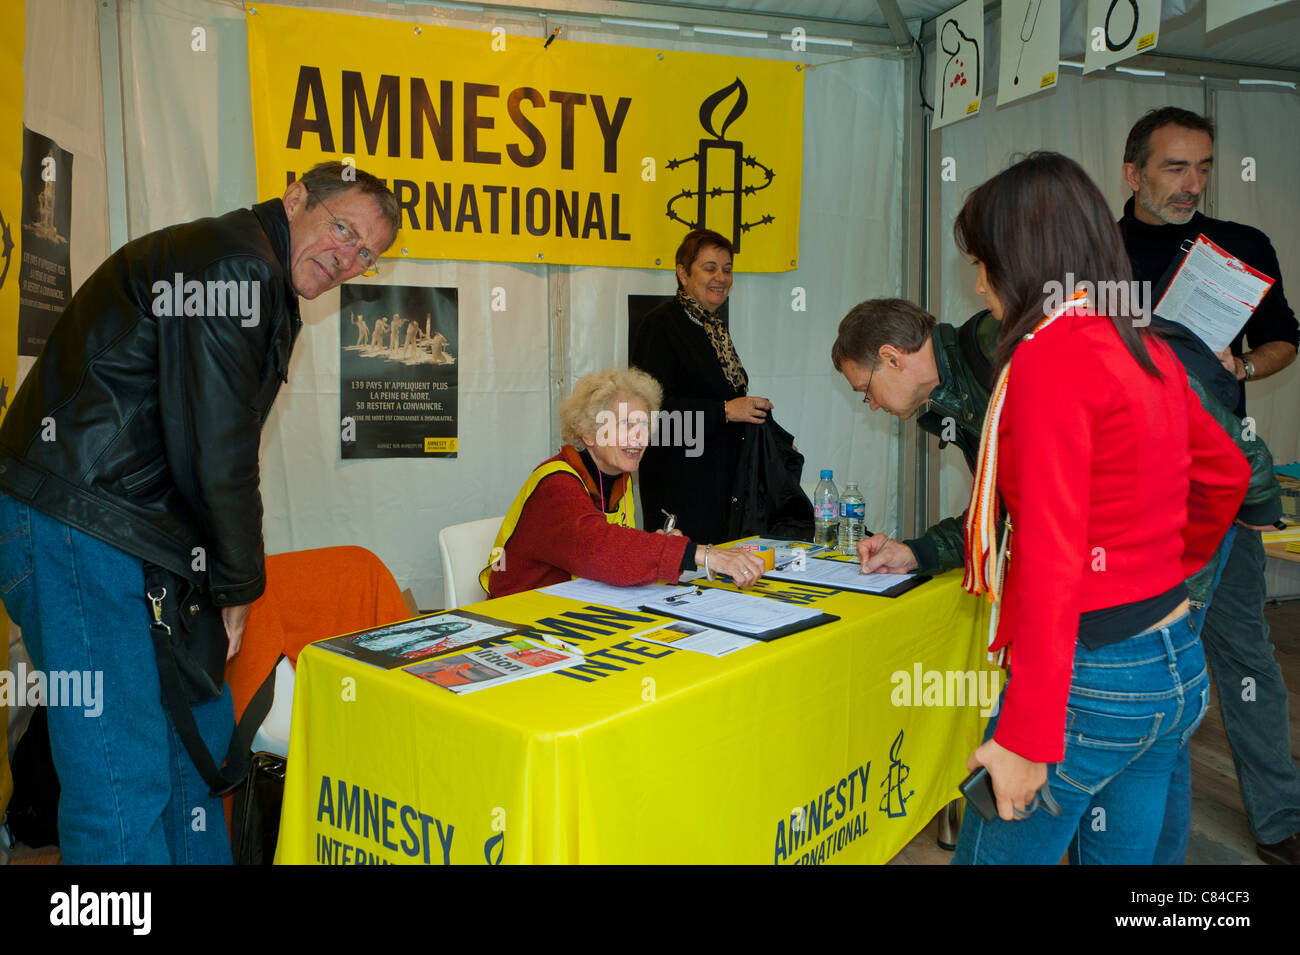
[0,3,22,822]
[275,574,997,865]
[246,4,803,271]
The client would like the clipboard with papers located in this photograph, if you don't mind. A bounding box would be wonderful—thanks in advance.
[1153,233,1276,354]
[636,586,839,642]
[763,555,931,597]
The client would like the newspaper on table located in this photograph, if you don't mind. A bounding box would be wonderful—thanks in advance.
[405,639,583,694]
[1154,233,1275,354]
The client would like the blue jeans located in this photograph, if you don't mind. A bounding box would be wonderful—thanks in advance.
[0,495,233,864]
[1187,526,1300,845]
[1154,524,1235,864]
[952,613,1209,865]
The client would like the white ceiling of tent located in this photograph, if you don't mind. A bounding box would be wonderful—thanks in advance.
[607,0,1300,73]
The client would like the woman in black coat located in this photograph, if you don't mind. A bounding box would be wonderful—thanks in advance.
[629,229,773,544]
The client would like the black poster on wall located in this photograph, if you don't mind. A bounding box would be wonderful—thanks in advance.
[339,284,459,459]
[18,127,73,356]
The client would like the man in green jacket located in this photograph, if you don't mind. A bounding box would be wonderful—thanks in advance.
[831,298,1280,583]
[830,298,995,575]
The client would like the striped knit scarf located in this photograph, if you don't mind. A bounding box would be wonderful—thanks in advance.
[963,292,1089,658]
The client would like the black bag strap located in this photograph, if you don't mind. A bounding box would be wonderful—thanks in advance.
[147,609,278,798]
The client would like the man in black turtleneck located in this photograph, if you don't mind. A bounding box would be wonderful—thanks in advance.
[1118,106,1300,866]
[1118,107,1297,416]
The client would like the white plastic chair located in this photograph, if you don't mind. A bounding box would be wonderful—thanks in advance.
[438,516,505,609]
[250,656,297,759]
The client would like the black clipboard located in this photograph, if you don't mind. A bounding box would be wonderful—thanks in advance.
[763,557,933,598]
[635,600,839,642]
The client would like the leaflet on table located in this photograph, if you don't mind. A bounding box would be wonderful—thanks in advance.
[765,557,919,594]
[1154,234,1275,354]
[638,587,822,636]
[315,610,527,669]
[538,578,697,609]
[405,639,583,694]
[636,621,760,657]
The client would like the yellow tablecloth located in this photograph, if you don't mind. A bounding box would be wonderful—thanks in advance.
[275,571,997,864]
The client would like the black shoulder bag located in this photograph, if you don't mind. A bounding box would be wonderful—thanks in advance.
[143,563,275,797]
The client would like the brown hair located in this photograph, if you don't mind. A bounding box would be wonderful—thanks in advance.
[954,151,1159,376]
[831,299,936,371]
[1123,107,1216,170]
[674,229,734,289]
[297,161,401,243]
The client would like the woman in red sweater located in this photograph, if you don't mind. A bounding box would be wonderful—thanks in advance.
[950,153,1249,864]
[483,367,766,598]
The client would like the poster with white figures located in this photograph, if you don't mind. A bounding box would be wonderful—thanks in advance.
[931,0,984,130]
[1083,0,1161,74]
[997,0,1061,107]
[1206,0,1295,32]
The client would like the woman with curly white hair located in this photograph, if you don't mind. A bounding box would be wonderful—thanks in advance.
[482,367,766,598]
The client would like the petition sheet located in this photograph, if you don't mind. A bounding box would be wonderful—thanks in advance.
[1155,234,1275,353]
[765,557,916,594]
[539,578,697,609]
[639,587,821,635]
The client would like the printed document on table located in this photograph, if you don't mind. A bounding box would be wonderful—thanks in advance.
[1155,234,1275,354]
[765,557,915,593]
[539,578,697,609]
[635,620,759,657]
[638,587,821,636]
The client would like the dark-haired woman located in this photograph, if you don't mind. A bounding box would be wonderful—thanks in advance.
[951,152,1249,865]
[629,229,773,544]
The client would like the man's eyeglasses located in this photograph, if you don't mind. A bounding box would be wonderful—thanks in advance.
[861,363,876,404]
[307,188,380,277]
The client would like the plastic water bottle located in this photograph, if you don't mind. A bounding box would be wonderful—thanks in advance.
[812,470,839,548]
[839,482,866,556]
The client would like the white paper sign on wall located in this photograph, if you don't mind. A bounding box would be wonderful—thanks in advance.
[1083,0,1162,75]
[997,0,1061,108]
[931,0,985,130]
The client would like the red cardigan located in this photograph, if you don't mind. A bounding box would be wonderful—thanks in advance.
[992,310,1249,762]
[487,446,691,598]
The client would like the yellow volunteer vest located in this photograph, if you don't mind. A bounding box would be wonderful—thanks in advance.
[479,458,636,595]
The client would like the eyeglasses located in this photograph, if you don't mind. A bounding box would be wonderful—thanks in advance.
[307,188,380,278]
[861,363,876,404]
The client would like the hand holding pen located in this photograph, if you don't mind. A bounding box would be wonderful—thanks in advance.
[857,525,919,575]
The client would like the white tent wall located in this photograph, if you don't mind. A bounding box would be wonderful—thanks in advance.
[1213,86,1300,466]
[108,0,909,606]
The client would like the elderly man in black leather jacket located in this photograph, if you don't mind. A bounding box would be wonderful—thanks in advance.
[0,162,397,863]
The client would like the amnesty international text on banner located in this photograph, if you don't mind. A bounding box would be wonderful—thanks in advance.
[340,284,459,459]
[247,3,803,271]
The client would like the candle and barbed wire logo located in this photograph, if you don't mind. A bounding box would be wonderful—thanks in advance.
[665,78,775,251]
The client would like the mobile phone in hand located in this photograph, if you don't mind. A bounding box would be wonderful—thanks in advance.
[959,766,998,822]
